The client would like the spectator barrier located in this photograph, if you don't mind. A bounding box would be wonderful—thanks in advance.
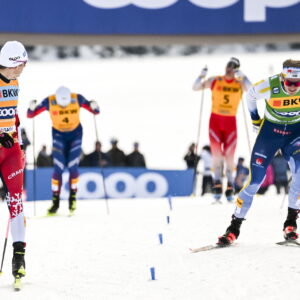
[25,167,194,200]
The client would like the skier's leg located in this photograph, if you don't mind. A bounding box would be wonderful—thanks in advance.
[209,126,224,200]
[281,136,300,240]
[218,120,280,244]
[1,145,26,278]
[67,129,82,212]
[224,126,237,201]
[49,133,66,213]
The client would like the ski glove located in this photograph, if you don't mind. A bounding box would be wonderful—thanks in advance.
[234,69,245,81]
[0,132,14,148]
[252,119,263,134]
[199,66,208,78]
[29,99,37,111]
[90,100,99,112]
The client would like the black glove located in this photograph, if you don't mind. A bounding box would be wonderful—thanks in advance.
[0,132,14,148]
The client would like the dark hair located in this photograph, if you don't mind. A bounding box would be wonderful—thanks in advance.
[283,59,300,68]
[227,57,240,69]
[203,145,211,152]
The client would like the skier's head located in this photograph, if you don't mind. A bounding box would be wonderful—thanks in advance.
[0,41,28,79]
[225,57,240,77]
[55,86,71,107]
[227,57,240,70]
[281,59,300,95]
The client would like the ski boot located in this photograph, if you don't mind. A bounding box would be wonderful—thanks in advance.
[12,242,26,279]
[69,190,77,214]
[283,207,299,241]
[225,183,234,202]
[218,215,244,246]
[48,193,60,215]
[212,180,222,203]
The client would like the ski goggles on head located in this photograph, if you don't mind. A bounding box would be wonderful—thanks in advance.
[282,67,300,79]
[283,79,300,87]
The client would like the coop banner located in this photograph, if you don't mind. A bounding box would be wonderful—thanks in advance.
[25,168,194,200]
[1,0,300,35]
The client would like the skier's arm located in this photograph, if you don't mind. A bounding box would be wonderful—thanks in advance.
[27,98,49,118]
[240,75,252,92]
[15,113,23,148]
[246,79,271,129]
[193,76,216,91]
[234,69,252,91]
[78,94,100,115]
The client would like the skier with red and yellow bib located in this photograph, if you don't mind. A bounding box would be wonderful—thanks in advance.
[193,58,251,202]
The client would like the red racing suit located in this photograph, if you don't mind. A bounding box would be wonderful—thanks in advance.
[209,76,243,183]
[0,73,25,243]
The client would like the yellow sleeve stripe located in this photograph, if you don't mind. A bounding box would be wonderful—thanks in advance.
[259,87,270,94]
[254,80,264,86]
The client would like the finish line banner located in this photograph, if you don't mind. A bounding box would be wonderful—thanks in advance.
[25,168,194,201]
[1,0,300,35]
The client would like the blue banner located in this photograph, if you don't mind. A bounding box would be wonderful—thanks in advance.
[25,167,194,200]
[1,0,300,35]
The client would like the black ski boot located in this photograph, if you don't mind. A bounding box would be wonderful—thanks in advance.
[283,207,299,240]
[218,215,245,246]
[12,242,26,278]
[48,193,60,215]
[69,190,77,213]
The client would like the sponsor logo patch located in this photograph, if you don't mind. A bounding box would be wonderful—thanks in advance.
[256,158,263,165]
[236,198,243,208]
[273,87,280,94]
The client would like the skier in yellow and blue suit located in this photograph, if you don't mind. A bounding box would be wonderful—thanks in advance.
[27,86,99,215]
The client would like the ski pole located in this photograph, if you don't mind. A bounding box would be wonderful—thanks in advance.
[241,98,252,155]
[31,100,37,216]
[0,218,11,275]
[192,86,206,195]
[93,114,110,214]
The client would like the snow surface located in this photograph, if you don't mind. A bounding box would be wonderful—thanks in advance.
[1,50,299,299]
[0,190,298,300]
[17,50,299,169]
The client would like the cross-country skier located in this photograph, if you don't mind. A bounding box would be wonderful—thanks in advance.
[27,86,99,215]
[193,57,251,202]
[0,41,28,283]
[218,59,300,245]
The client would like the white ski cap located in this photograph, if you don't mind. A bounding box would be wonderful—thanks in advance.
[0,41,28,68]
[282,67,300,79]
[55,86,71,107]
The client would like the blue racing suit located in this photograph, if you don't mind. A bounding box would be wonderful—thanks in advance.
[234,74,300,218]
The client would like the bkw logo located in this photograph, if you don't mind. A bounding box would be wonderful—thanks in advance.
[83,0,299,22]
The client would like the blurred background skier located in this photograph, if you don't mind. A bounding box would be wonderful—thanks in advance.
[193,57,251,202]
[27,86,99,215]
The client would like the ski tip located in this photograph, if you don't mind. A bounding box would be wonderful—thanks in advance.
[0,271,3,276]
[276,240,300,246]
